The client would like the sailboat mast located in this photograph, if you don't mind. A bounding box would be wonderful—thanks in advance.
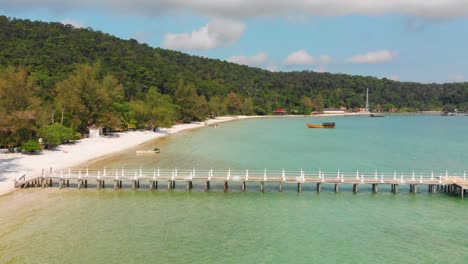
[365,88,369,112]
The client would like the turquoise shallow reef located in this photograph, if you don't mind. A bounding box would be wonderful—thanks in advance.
[1,116,467,264]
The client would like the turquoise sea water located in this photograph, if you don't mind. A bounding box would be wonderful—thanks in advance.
[89,116,468,172]
[1,116,467,264]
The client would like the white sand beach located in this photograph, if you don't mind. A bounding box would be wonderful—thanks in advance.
[0,116,256,196]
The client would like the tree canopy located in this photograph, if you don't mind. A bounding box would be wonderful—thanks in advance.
[0,15,467,148]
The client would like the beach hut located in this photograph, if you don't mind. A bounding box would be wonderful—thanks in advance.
[88,125,103,138]
[273,108,287,115]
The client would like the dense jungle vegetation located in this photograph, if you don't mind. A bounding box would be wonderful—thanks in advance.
[0,16,467,150]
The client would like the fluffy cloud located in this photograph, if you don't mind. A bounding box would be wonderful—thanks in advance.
[2,1,468,20]
[227,52,269,66]
[162,19,245,50]
[284,50,331,65]
[347,50,397,64]
[60,18,85,28]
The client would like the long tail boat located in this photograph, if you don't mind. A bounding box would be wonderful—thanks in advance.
[306,122,335,128]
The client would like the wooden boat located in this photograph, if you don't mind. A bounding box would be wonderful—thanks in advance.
[306,122,335,128]
[136,148,160,154]
[370,113,385,117]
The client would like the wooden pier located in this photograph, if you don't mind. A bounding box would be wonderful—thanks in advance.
[14,168,468,199]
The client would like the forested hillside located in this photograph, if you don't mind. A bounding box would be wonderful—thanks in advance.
[0,16,467,149]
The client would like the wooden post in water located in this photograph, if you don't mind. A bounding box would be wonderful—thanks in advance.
[334,184,339,193]
[242,181,246,192]
[279,181,283,192]
[261,181,264,192]
[205,181,210,191]
[41,169,45,188]
[353,184,359,193]
[297,183,302,192]
[317,182,322,192]
[223,181,228,192]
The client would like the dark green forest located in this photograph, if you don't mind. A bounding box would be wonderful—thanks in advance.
[0,16,467,150]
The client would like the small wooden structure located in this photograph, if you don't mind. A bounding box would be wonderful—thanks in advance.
[88,126,103,138]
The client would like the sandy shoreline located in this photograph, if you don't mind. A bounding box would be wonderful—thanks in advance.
[0,116,258,196]
[0,113,380,196]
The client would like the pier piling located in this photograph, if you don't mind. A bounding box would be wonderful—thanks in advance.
[353,184,359,193]
[317,183,322,192]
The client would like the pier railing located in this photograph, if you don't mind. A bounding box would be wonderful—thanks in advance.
[15,168,468,182]
[14,168,467,198]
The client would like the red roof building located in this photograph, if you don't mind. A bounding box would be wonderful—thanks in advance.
[273,108,287,115]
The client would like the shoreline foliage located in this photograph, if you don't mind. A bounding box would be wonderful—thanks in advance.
[0,16,467,148]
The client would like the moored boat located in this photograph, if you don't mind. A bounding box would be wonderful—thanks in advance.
[370,113,385,117]
[306,122,335,128]
[136,148,160,154]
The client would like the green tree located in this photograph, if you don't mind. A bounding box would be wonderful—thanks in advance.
[38,124,77,149]
[241,98,255,115]
[312,95,324,113]
[208,96,226,117]
[224,91,243,115]
[130,87,176,129]
[301,96,313,114]
[0,67,46,148]
[55,63,124,133]
[174,82,208,122]
[20,140,42,153]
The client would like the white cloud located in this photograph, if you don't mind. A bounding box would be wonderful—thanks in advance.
[3,1,468,20]
[347,50,397,64]
[227,52,269,66]
[284,49,331,65]
[284,50,317,65]
[162,19,245,50]
[60,18,85,28]
[448,74,465,82]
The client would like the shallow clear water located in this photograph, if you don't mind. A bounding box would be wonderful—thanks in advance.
[1,116,467,264]
[88,116,468,173]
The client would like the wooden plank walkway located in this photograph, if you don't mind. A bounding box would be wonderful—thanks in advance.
[14,168,468,199]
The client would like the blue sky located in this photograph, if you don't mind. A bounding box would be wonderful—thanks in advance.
[1,0,468,83]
